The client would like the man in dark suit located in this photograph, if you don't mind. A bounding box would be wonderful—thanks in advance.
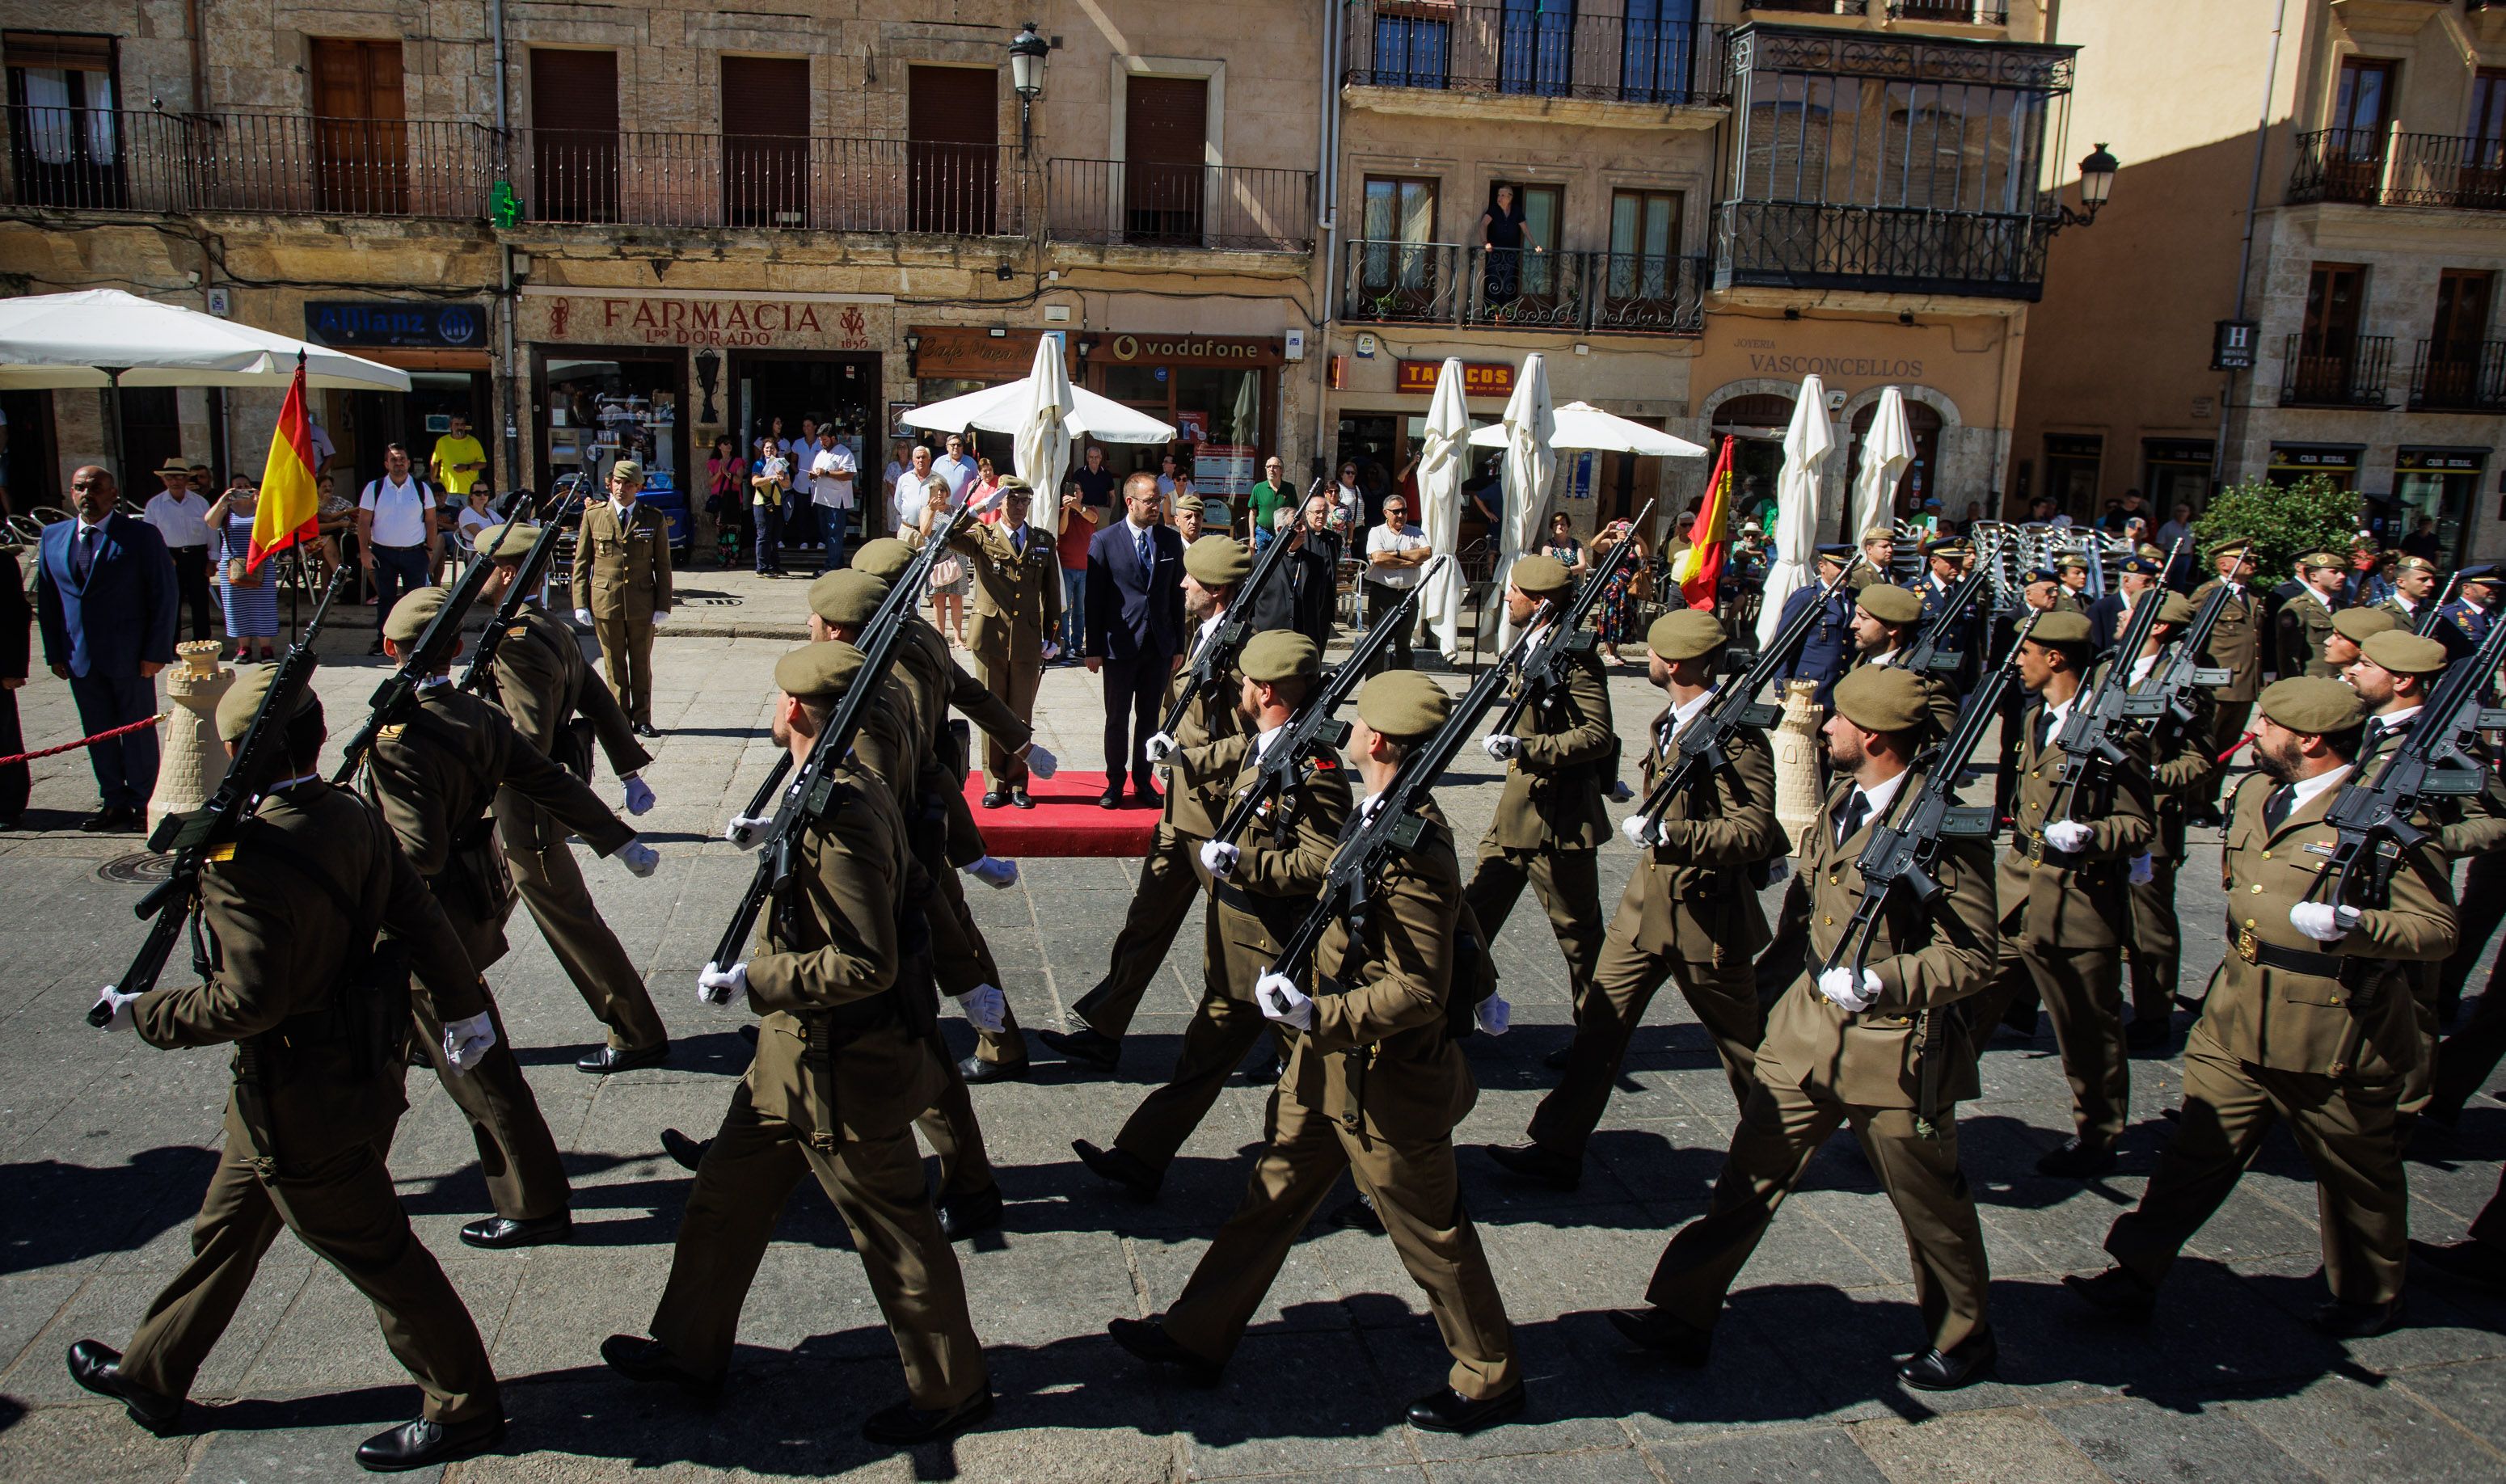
[1,542,29,828]
[1249,492,1340,648]
[1086,472,1186,808]
[35,464,177,830]
[2086,555,2159,657]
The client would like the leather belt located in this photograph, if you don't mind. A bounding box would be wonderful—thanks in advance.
[2232,928,2344,979]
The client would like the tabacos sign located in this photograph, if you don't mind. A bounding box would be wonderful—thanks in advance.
[543,296,876,349]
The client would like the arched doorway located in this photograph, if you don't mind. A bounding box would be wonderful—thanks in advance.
[1709,392,1797,533]
[1843,400,1945,528]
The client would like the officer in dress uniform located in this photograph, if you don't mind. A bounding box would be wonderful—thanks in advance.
[69,668,508,1473]
[2122,593,2216,1051]
[2086,555,2159,657]
[1843,583,1962,736]
[2190,537,2265,821]
[2275,550,2346,680]
[950,478,1062,812]
[1772,546,1858,706]
[1105,670,1526,1436]
[1913,537,1979,694]
[568,459,674,737]
[1609,666,2004,1391]
[2067,677,2455,1341]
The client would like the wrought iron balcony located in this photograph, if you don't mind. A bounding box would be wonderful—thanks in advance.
[2409,339,2506,412]
[1,107,496,217]
[1042,159,1313,252]
[1342,2,1732,108]
[2280,334,2394,408]
[1714,199,2049,300]
[1339,240,1707,335]
[1886,1,2010,19]
[2289,127,2506,209]
[1744,1,1869,13]
[508,130,1036,235]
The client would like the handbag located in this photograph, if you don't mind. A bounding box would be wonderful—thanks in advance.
[225,555,264,588]
[928,553,964,590]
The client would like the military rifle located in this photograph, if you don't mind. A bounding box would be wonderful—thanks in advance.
[451,491,559,698]
[1483,500,1655,740]
[1901,560,1992,680]
[2118,573,2234,753]
[2419,573,2463,639]
[1152,502,1302,744]
[331,533,505,782]
[2044,538,2185,820]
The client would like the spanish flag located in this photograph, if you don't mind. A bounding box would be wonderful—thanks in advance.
[1671,435,1735,609]
[246,354,321,572]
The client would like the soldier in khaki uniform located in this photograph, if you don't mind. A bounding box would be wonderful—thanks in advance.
[1488,611,1784,1191]
[2324,605,2400,675]
[2053,554,2095,612]
[1846,525,1896,592]
[1611,667,2003,1390]
[2377,554,2442,631]
[2068,677,2455,1340]
[1463,554,1614,1017]
[70,669,508,1473]
[1044,534,1252,1072]
[2189,537,2264,820]
[1073,631,1352,1198]
[568,459,674,736]
[364,587,662,1249]
[949,478,1063,810]
[1108,670,1525,1435]
[1843,582,1961,735]
[605,643,990,1448]
[2275,550,2346,681]
[2122,593,2217,1050]
[471,521,670,1073]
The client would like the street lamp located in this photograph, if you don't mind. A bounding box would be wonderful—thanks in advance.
[2048,141,2119,232]
[1009,22,1049,156]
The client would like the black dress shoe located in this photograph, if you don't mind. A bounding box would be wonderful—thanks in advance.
[79,810,124,833]
[981,790,1008,809]
[632,723,661,739]
[1073,1138,1162,1199]
[1038,1025,1120,1073]
[1131,783,1161,808]
[1406,1381,1526,1434]
[660,1128,711,1172]
[65,1339,183,1432]
[1542,1043,1572,1071]
[1605,1307,1712,1366]
[2062,1266,2158,1318]
[1107,1317,1222,1385]
[2411,1237,2506,1294]
[1011,788,1036,809]
[355,1414,505,1472]
[576,1040,669,1075]
[1485,1141,1582,1192]
[1325,1195,1384,1233]
[459,1211,573,1250]
[958,1052,1029,1085]
[2311,1297,2405,1339]
[2035,1139,2118,1179]
[936,1183,1004,1242]
[862,1388,993,1446]
[600,1334,724,1400]
[1098,788,1124,810]
[369,639,386,656]
[1898,1329,1998,1391]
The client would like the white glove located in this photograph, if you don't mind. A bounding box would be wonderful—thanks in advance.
[441,1011,497,1073]
[1482,734,1521,761]
[1040,639,1061,661]
[698,959,749,1005]
[965,855,1019,890]
[1817,966,1881,1012]
[1255,971,1314,1031]
[2129,853,2154,886]
[1766,858,1792,883]
[1622,813,1658,849]
[726,812,772,849]
[1024,743,1058,780]
[2044,820,2094,854]
[957,984,1007,1034]
[623,776,656,816]
[574,607,594,626]
[1606,778,1635,804]
[618,840,660,878]
[1474,994,1512,1036]
[95,986,139,1032]
[1200,840,1240,878]
[648,609,669,627]
[1143,732,1177,765]
[2289,902,2361,943]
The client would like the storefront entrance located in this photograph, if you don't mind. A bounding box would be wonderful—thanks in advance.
[2394,447,2485,564]
[1709,393,1796,533]
[330,370,492,494]
[732,350,883,455]
[534,348,687,546]
[1090,332,1281,510]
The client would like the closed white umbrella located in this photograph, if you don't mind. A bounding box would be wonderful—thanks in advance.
[1004,335,1076,538]
[903,373,1175,447]
[1416,357,1471,662]
[1849,386,1913,545]
[1491,352,1556,649]
[0,289,411,391]
[1755,375,1833,651]
[1467,399,1705,457]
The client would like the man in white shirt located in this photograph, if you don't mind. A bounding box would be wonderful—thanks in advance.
[933,433,978,500]
[807,429,859,575]
[142,457,217,643]
[356,443,440,656]
[1154,453,1181,501]
[1360,493,1431,675]
[892,444,936,533]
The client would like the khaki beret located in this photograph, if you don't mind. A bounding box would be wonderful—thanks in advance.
[214,663,317,743]
[2298,550,2344,571]
[1240,630,1320,684]
[1833,666,1930,735]
[2207,536,2255,561]
[1356,670,1451,740]
[2156,593,2199,625]
[1862,525,1897,546]
[1647,609,1728,660]
[774,639,866,702]
[2053,554,2090,574]
[2258,676,2364,734]
[852,538,916,584]
[1857,584,1923,626]
[384,585,449,644]
[2028,610,2095,647]
[2394,555,2438,575]
[475,521,539,560]
[808,568,887,627]
[1508,553,1573,599]
[2361,629,2449,677]
[994,476,1034,497]
[1183,534,1251,587]
[607,458,643,484]
[2331,607,2401,643]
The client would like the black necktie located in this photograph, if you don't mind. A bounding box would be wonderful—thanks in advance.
[2360,717,2384,753]
[2263,785,2293,833]
[1835,789,1870,847]
[2031,706,2054,755]
[72,525,97,582]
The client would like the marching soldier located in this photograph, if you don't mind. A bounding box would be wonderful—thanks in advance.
[1772,546,1858,705]
[71,668,508,1472]
[1843,583,1961,736]
[568,459,673,738]
[950,477,1063,812]
[1609,667,2003,1390]
[2122,593,2214,1051]
[1488,611,1784,1191]
[1071,631,1351,1199]
[365,587,661,1249]
[2324,605,2400,675]
[2378,554,2442,630]
[2067,678,2454,1341]
[605,643,991,1447]
[2189,537,2264,823]
[1848,525,1896,592]
[471,520,671,1073]
[1043,534,1251,1073]
[2275,551,2346,680]
[1106,670,1525,1435]
[1992,573,2067,828]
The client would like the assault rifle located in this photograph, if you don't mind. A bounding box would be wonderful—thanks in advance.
[2119,573,2234,752]
[453,491,559,698]
[1152,502,1302,744]
[1484,500,1654,740]
[2419,574,2463,639]
[2045,538,2185,820]
[331,533,504,782]
[92,566,352,1023]
[1901,560,1992,680]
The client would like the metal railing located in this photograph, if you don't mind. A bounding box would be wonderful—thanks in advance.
[1887,1,2010,19]
[2280,333,2394,407]
[1043,158,1314,251]
[2290,126,2506,209]
[1744,0,1870,12]
[2409,339,2506,412]
[1339,240,1707,334]
[507,129,1035,234]
[1714,199,2048,299]
[1,107,497,217]
[1341,2,1732,108]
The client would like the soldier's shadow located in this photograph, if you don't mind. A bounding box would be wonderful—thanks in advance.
[0,1146,219,1277]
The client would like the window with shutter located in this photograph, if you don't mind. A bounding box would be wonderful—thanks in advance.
[530,49,621,224]
[1124,77,1205,245]
[4,31,120,207]
[723,56,808,227]
[907,65,998,234]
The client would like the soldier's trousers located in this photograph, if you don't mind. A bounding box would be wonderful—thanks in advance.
[498,814,669,1052]
[2106,1032,2407,1305]
[412,987,572,1221]
[1973,936,2129,1154]
[1529,933,1763,1161]
[1073,822,1209,1040]
[1643,1078,1990,1353]
[2436,850,2506,1024]
[908,816,999,1195]
[2126,857,2182,1027]
[922,837,1023,1068]
[1114,979,1273,1173]
[1162,1094,1518,1400]
[593,613,657,727]
[1464,843,1605,1009]
[649,1087,987,1409]
[1754,876,1812,1008]
[2200,701,2253,812]
[119,1103,500,1424]
[974,653,1040,790]
[2433,974,2506,1120]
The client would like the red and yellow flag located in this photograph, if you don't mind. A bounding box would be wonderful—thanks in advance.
[1671,435,1735,609]
[246,355,322,571]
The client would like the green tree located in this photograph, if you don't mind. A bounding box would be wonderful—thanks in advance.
[2192,474,2362,580]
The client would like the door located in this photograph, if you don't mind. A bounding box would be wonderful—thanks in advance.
[2297,262,2367,401]
[1124,76,1206,246]
[1504,183,1563,315]
[722,56,808,227]
[2426,270,2495,408]
[2327,57,2394,201]
[1606,188,1685,315]
[1500,0,1576,99]
[1621,0,1696,104]
[907,65,998,235]
[4,32,122,209]
[530,49,620,223]
[310,39,406,215]
[1360,176,1440,313]
[2466,70,2506,208]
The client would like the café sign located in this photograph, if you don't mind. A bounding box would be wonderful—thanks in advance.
[1395,360,1516,396]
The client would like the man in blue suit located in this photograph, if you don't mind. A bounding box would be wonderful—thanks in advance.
[36,465,177,831]
[1771,546,1857,707]
[1086,471,1185,809]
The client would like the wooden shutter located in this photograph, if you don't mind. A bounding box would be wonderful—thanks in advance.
[907,65,998,234]
[309,40,405,214]
[722,56,808,226]
[529,49,620,223]
[1124,77,1204,244]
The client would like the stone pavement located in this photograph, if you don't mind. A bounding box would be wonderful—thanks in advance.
[0,622,2502,1483]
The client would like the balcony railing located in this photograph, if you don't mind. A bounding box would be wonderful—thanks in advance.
[2289,126,2506,209]
[1043,159,1313,251]
[1339,240,1707,334]
[508,130,1036,235]
[1744,1,1869,13]
[1715,199,2048,299]
[1342,2,1732,108]
[1886,1,2010,19]
[1,107,496,217]
[2410,339,2506,412]
[2280,334,2394,407]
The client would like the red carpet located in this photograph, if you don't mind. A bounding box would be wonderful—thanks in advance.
[965,769,1160,857]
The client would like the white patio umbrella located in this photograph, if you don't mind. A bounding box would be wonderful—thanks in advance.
[1491,352,1556,649]
[1004,336,1074,538]
[1415,358,1472,662]
[902,372,1175,448]
[1849,386,1913,545]
[1467,399,1706,457]
[1755,374,1833,652]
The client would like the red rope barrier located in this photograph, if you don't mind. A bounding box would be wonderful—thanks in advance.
[0,712,166,767]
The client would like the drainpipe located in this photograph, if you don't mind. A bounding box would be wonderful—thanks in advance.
[2215,0,2289,491]
[491,0,522,486]
[184,0,207,112]
[1310,0,1341,467]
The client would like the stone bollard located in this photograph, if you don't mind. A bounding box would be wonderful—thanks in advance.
[1770,678,1825,858]
[147,641,233,837]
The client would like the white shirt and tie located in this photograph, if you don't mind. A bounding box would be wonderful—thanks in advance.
[1835,767,1909,846]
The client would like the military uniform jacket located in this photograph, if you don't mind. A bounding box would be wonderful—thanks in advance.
[570,500,674,622]
[743,761,941,1141]
[2359,715,2506,860]
[1490,634,1614,851]
[2275,588,2340,679]
[1998,684,2156,948]
[2439,597,2494,648]
[837,670,930,811]
[1914,575,1977,672]
[487,604,652,850]
[1773,584,1854,701]
[897,616,1032,763]
[1760,772,2000,1109]
[1158,622,1246,840]
[2191,578,2263,702]
[2204,770,2456,1080]
[133,781,487,1162]
[1616,703,1782,963]
[2128,653,2213,862]
[1182,728,1352,986]
[950,521,1063,664]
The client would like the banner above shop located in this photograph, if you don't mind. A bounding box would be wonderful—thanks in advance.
[1101,332,1282,367]
[1394,359,1515,397]
[306,301,488,350]
[523,291,884,351]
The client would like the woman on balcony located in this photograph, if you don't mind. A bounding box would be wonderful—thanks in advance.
[1479,183,1538,313]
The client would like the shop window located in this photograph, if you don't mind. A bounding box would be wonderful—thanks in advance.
[4,31,120,209]
[543,356,686,540]
[2041,433,2102,516]
[2394,449,2484,565]
[2139,439,2214,519]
